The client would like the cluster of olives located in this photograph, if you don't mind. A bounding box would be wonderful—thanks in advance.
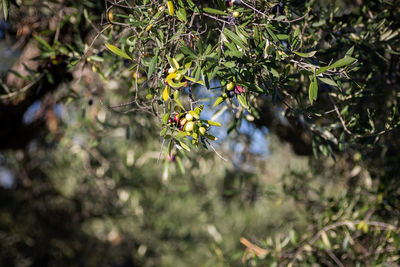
[213,80,245,107]
[132,71,147,85]
[38,55,66,72]
[226,0,242,7]
[226,0,241,17]
[223,81,244,98]
[167,111,207,136]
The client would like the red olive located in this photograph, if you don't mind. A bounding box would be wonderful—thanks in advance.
[174,114,180,123]
[235,85,243,94]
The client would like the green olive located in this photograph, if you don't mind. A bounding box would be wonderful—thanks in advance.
[185,113,193,121]
[199,127,206,135]
[185,121,194,132]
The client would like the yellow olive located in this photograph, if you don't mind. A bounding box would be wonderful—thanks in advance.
[168,67,177,74]
[137,77,147,84]
[199,127,206,135]
[175,73,183,82]
[185,121,194,132]
[108,11,114,22]
[167,0,174,16]
[226,82,234,91]
[245,114,255,122]
[233,11,240,18]
[180,118,187,126]
[133,72,142,79]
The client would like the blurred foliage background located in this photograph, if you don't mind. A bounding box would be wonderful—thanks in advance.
[0,0,400,266]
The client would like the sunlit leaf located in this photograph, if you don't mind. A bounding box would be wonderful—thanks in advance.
[105,44,132,60]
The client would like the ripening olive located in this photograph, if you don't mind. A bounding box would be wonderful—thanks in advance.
[167,118,173,124]
[179,118,188,127]
[226,82,234,91]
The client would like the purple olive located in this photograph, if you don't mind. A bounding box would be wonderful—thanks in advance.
[227,90,236,98]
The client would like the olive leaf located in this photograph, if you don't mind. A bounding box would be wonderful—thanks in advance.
[105,44,132,60]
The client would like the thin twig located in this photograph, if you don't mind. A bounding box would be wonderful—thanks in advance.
[53,9,63,43]
[240,0,269,18]
[326,250,344,267]
[206,140,228,161]
[202,13,235,25]
[0,74,44,100]
[328,94,353,135]
[158,138,166,163]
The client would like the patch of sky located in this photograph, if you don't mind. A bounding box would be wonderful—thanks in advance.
[0,167,15,189]
[190,79,269,158]
[23,100,66,125]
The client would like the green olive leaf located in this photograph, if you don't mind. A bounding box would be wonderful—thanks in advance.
[105,44,132,60]
[188,110,200,119]
[148,54,157,77]
[213,97,225,107]
[331,56,356,68]
[293,51,317,58]
[206,120,221,127]
[160,127,167,136]
[202,7,229,16]
[162,113,170,124]
[309,75,318,104]
[204,133,218,141]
